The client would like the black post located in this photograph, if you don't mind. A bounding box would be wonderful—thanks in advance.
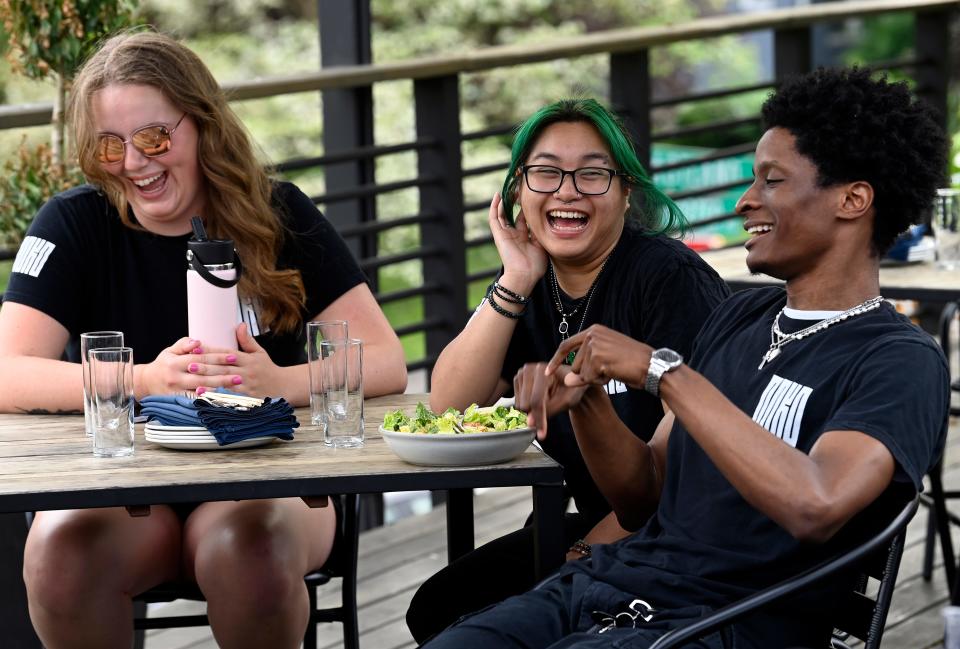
[0,515,41,648]
[914,8,953,135]
[609,50,651,171]
[773,26,813,83]
[414,74,467,380]
[318,0,379,290]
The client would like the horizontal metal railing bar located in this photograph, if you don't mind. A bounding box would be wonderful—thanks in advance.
[462,124,516,141]
[375,281,445,305]
[864,55,925,73]
[394,317,447,338]
[651,142,757,173]
[467,269,499,284]
[462,161,510,178]
[652,116,762,142]
[464,199,494,213]
[689,211,743,228]
[651,81,775,108]
[337,212,440,238]
[359,245,444,271]
[0,0,950,129]
[466,234,495,249]
[310,175,441,204]
[273,138,437,172]
[407,356,439,373]
[668,178,752,201]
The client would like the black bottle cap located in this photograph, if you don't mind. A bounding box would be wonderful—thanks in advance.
[187,216,234,266]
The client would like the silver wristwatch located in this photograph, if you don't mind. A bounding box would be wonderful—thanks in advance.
[644,348,684,397]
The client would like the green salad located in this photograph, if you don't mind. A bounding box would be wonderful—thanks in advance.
[382,402,528,434]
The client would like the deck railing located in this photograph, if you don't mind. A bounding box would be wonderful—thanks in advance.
[0,0,956,378]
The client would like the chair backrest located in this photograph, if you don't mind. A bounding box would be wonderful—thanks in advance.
[828,507,910,649]
[649,493,919,649]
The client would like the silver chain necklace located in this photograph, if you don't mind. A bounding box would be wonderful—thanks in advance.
[549,255,610,340]
[758,295,885,370]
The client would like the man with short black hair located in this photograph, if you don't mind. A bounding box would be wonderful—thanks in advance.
[423,67,950,649]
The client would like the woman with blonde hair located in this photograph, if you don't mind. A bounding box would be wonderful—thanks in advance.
[0,30,406,648]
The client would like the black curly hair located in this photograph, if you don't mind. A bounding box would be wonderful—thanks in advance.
[761,67,948,255]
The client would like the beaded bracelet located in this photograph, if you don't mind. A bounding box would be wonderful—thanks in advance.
[569,539,592,557]
[486,288,526,319]
[492,281,530,305]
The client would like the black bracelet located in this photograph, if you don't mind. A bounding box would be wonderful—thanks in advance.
[486,289,526,319]
[492,281,530,305]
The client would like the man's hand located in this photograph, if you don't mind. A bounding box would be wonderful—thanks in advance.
[547,325,653,389]
[513,363,587,440]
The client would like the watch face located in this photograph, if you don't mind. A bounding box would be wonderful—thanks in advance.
[654,348,683,364]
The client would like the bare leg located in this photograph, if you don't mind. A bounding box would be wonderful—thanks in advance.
[183,498,336,649]
[23,506,182,649]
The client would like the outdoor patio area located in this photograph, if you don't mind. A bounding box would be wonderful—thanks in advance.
[137,413,960,649]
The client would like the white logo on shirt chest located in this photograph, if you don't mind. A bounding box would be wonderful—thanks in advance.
[751,374,813,448]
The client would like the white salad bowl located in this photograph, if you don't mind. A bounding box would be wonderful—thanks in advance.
[379,426,536,466]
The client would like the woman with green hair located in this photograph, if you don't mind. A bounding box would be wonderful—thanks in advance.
[407,98,729,642]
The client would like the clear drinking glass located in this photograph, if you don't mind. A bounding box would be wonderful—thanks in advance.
[89,346,135,458]
[80,331,124,437]
[934,188,960,270]
[321,338,364,448]
[306,320,348,433]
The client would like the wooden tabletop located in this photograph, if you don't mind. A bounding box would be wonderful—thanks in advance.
[700,246,960,303]
[0,393,563,514]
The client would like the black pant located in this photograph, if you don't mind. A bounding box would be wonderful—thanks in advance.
[406,512,595,645]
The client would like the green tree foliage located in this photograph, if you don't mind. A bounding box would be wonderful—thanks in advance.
[0,0,139,167]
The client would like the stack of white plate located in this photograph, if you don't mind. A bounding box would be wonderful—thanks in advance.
[144,422,275,451]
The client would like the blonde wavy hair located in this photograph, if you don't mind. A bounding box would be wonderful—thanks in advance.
[68,29,306,334]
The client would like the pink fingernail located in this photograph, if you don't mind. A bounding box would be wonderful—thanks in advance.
[188,363,199,373]
[226,354,237,363]
[187,338,198,345]
[196,387,207,395]
[231,376,243,385]
[192,347,203,354]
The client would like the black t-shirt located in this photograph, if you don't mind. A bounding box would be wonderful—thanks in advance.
[4,182,366,366]
[566,287,949,647]
[497,222,731,523]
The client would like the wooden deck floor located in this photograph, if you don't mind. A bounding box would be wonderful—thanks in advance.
[144,416,960,649]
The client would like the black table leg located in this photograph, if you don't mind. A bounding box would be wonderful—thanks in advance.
[532,481,565,580]
[445,488,475,563]
[0,513,41,648]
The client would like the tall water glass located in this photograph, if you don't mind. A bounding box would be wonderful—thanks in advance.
[306,320,348,433]
[89,347,135,458]
[80,331,124,437]
[321,338,364,448]
[935,188,960,270]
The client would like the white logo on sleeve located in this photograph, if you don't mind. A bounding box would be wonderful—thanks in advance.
[11,236,56,278]
[751,374,813,448]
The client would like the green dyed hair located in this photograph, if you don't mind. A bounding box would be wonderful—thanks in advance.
[500,98,687,237]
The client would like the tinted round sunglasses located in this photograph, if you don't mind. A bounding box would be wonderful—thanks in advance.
[96,113,187,164]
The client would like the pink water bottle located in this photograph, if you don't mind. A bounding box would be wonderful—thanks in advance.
[186,216,243,351]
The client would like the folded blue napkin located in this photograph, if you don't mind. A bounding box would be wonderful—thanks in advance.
[140,391,298,445]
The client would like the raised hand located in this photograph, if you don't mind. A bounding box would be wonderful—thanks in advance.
[546,325,653,390]
[488,192,548,293]
[513,362,587,440]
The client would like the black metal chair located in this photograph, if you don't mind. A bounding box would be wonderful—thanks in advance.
[648,493,919,649]
[26,493,360,649]
[921,301,960,600]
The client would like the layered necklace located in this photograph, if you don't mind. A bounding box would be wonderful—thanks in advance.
[549,253,612,342]
[758,295,885,370]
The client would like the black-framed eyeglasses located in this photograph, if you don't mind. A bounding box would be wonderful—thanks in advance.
[521,165,622,196]
[96,113,187,164]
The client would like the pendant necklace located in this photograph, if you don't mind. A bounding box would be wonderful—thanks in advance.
[758,295,885,370]
[549,253,612,363]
